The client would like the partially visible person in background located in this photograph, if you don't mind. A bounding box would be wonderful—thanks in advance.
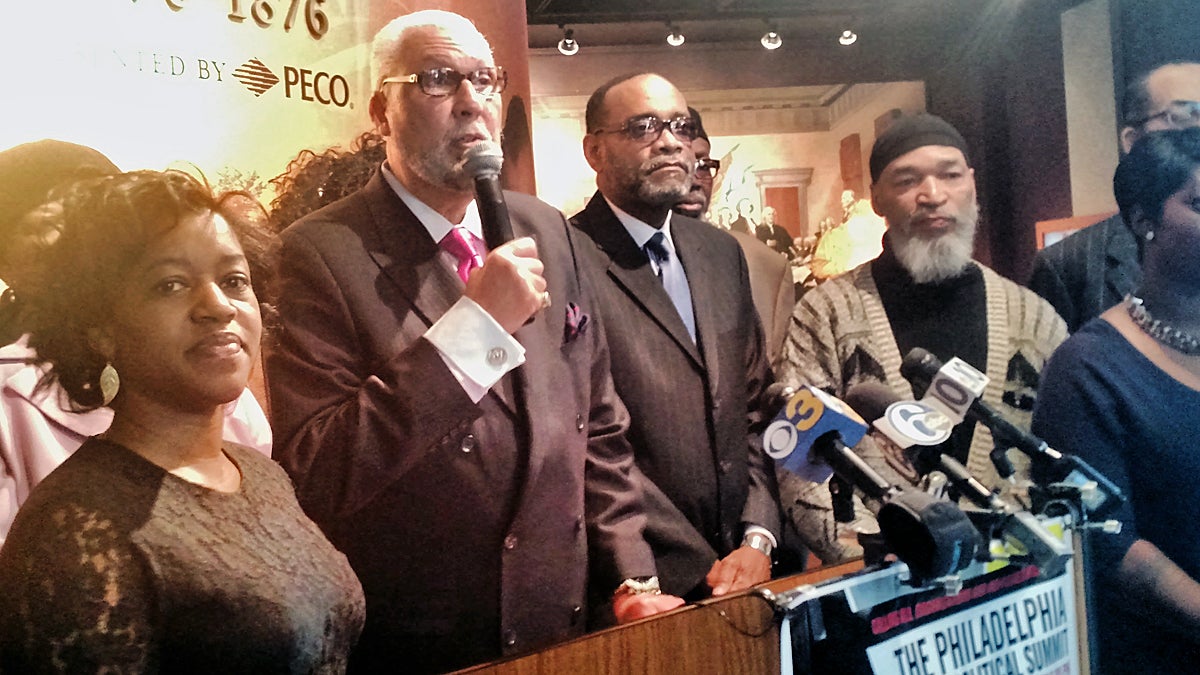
[729,197,756,235]
[0,140,119,343]
[1033,128,1200,674]
[0,141,270,547]
[0,169,364,672]
[1029,61,1200,331]
[673,108,795,368]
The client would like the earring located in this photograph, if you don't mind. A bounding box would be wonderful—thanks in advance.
[1145,230,1155,242]
[100,362,120,405]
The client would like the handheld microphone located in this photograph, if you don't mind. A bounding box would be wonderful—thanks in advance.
[900,348,1125,516]
[845,382,1071,576]
[464,140,513,251]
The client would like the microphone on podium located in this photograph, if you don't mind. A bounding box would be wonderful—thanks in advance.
[464,140,514,251]
[899,348,1124,516]
[763,385,884,498]
[847,382,1073,576]
[847,382,999,509]
[764,384,980,580]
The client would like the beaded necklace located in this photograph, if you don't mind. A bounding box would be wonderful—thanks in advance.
[1126,294,1200,356]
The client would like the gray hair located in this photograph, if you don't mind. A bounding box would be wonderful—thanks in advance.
[371,10,493,91]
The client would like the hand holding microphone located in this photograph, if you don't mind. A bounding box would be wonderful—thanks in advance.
[462,142,550,330]
[464,238,547,333]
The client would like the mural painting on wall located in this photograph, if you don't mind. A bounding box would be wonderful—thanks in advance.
[704,142,747,231]
[707,144,785,250]
[702,144,885,290]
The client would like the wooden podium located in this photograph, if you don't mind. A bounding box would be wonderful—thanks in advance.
[458,561,863,675]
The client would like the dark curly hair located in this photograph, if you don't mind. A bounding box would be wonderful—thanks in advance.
[15,170,277,411]
[268,131,386,232]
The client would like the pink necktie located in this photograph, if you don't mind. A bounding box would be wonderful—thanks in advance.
[440,227,484,284]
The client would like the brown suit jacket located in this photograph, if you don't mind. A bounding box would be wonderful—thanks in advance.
[268,172,653,674]
[729,230,795,366]
[570,193,781,598]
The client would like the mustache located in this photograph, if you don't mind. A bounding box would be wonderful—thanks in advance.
[644,157,690,173]
[910,208,956,223]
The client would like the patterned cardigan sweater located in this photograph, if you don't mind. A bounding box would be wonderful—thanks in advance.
[774,261,1067,561]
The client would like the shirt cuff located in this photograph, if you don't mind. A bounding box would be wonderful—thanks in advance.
[426,297,526,403]
[743,524,777,548]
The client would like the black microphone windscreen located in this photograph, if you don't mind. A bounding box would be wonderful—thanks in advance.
[843,382,901,423]
[878,490,980,580]
[899,347,941,385]
[464,140,504,178]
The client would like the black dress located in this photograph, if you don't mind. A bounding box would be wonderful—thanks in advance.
[0,438,365,674]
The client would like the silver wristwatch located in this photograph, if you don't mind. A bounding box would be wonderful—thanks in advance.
[743,532,774,558]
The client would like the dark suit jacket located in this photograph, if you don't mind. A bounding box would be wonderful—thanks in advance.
[1028,213,1140,332]
[570,193,781,598]
[267,172,654,674]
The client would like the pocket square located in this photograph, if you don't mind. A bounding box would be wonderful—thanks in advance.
[564,302,590,342]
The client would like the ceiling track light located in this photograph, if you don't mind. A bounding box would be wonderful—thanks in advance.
[666,22,685,47]
[760,21,782,50]
[557,25,579,56]
[838,29,858,46]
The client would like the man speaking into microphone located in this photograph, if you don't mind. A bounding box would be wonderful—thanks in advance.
[267,10,674,673]
[775,113,1067,564]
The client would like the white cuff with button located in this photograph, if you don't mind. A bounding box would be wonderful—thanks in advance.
[427,296,526,402]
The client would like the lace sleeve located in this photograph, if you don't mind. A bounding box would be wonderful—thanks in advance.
[3,501,158,673]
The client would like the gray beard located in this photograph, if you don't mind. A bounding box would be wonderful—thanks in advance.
[399,129,474,192]
[637,180,690,208]
[890,202,979,284]
[409,151,472,192]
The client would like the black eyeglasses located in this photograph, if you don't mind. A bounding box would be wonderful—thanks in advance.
[695,157,720,178]
[592,115,699,143]
[381,66,508,98]
[1133,100,1200,128]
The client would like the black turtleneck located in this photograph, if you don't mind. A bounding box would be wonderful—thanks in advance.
[872,236,987,464]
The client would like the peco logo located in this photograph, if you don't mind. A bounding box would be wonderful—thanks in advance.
[232,58,351,107]
[232,58,280,96]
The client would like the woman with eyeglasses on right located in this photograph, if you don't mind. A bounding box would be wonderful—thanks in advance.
[1032,127,1200,673]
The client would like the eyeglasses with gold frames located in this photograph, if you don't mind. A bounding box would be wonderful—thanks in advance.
[380,66,508,98]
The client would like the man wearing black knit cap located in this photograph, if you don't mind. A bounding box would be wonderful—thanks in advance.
[774,113,1067,563]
